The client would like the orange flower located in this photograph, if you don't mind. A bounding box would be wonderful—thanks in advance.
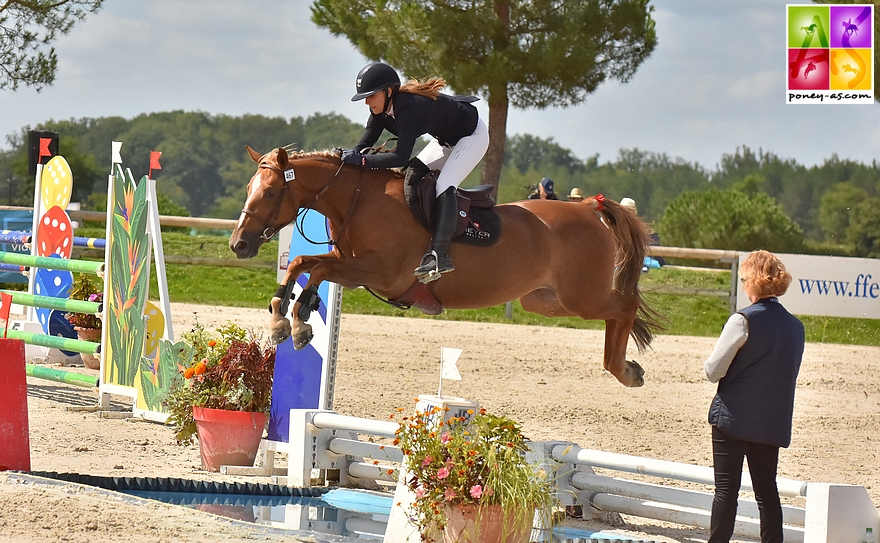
[183,367,195,379]
[194,360,207,375]
[208,340,217,347]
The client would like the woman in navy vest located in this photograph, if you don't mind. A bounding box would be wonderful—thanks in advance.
[341,62,489,283]
[704,250,804,543]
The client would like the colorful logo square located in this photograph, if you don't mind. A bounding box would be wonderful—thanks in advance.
[786,4,874,104]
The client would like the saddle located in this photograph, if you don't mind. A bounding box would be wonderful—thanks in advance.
[404,166,501,247]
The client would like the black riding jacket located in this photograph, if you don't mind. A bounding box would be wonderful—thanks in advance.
[354,91,479,170]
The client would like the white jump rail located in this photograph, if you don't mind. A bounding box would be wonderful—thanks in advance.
[287,409,880,543]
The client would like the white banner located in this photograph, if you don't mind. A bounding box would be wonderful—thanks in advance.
[736,252,880,319]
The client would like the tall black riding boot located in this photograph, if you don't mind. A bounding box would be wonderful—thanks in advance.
[414,186,457,282]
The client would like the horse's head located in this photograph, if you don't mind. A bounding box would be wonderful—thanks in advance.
[230,146,303,259]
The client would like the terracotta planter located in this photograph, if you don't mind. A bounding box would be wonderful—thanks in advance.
[74,327,102,370]
[192,406,267,472]
[443,503,533,543]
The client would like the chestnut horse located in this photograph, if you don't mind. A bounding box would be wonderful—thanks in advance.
[230,147,662,387]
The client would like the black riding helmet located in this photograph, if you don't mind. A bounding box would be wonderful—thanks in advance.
[351,62,401,101]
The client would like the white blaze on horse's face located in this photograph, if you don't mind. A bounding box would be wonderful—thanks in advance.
[238,168,277,231]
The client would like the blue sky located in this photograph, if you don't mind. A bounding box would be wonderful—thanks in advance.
[1,0,877,172]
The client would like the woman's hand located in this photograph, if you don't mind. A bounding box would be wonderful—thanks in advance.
[341,148,365,167]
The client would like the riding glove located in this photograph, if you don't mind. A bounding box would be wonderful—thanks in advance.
[341,148,365,167]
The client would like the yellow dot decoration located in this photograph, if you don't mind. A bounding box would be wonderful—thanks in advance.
[40,155,73,210]
[143,301,165,359]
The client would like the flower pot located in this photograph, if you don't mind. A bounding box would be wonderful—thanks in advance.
[74,327,102,370]
[443,503,533,543]
[192,406,267,472]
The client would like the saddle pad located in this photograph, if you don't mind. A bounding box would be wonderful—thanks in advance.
[404,170,501,247]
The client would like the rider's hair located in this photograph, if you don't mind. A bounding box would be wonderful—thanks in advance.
[399,77,446,100]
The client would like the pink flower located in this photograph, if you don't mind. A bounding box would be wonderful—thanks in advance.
[422,455,433,467]
[440,432,451,444]
[415,488,426,499]
[444,488,456,501]
[469,485,483,499]
[437,467,450,480]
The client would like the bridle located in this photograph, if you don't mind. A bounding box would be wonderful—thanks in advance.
[239,157,362,245]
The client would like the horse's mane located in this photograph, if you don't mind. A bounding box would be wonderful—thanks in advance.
[263,146,339,163]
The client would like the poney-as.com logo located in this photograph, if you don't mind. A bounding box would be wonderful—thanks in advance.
[786,4,874,104]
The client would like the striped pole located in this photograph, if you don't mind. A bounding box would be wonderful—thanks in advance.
[0,290,101,316]
[0,252,103,275]
[5,330,100,354]
[25,364,99,388]
[0,230,107,249]
[0,264,25,273]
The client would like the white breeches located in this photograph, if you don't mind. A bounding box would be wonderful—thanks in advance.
[416,118,489,197]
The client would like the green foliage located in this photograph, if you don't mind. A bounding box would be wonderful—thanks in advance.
[846,197,880,258]
[656,188,805,253]
[393,404,556,538]
[64,273,103,329]
[819,182,869,244]
[0,0,103,91]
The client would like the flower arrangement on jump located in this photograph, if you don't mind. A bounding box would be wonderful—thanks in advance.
[165,319,276,446]
[392,401,556,541]
[64,273,103,330]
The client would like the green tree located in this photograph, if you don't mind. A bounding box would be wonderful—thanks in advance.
[311,0,657,194]
[656,189,805,253]
[846,197,880,258]
[818,182,869,243]
[0,0,103,91]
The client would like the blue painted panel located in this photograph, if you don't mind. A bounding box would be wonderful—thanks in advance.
[268,213,337,443]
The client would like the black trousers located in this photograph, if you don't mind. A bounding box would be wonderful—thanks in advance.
[709,426,783,543]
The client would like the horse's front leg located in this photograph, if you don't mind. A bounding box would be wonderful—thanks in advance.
[270,254,327,346]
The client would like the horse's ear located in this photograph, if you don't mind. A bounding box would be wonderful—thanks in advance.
[276,148,290,167]
[245,145,262,163]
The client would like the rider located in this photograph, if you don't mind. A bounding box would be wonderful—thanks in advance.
[341,61,489,282]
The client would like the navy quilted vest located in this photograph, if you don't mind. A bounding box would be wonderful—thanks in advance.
[708,298,804,448]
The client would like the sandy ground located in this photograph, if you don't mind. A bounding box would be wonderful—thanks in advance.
[1,302,878,543]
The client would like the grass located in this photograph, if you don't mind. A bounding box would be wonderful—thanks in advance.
[57,228,880,347]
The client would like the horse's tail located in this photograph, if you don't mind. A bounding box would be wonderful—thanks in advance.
[591,197,666,352]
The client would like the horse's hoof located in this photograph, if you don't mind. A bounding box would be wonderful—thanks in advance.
[627,360,645,387]
[270,319,292,345]
[293,323,314,351]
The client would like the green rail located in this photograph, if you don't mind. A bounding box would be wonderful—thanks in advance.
[25,364,99,388]
[0,251,103,275]
[0,290,101,315]
[5,330,100,354]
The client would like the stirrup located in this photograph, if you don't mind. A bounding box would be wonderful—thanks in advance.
[414,250,453,284]
[414,251,438,277]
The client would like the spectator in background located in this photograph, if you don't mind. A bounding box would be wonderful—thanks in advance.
[529,177,559,200]
[567,188,584,202]
[704,250,804,543]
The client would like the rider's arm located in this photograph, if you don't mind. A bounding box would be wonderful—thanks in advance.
[704,313,748,383]
[354,114,385,153]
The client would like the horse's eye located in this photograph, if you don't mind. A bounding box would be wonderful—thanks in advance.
[263,190,276,199]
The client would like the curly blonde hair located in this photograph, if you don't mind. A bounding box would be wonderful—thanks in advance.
[739,250,792,298]
[398,77,446,99]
